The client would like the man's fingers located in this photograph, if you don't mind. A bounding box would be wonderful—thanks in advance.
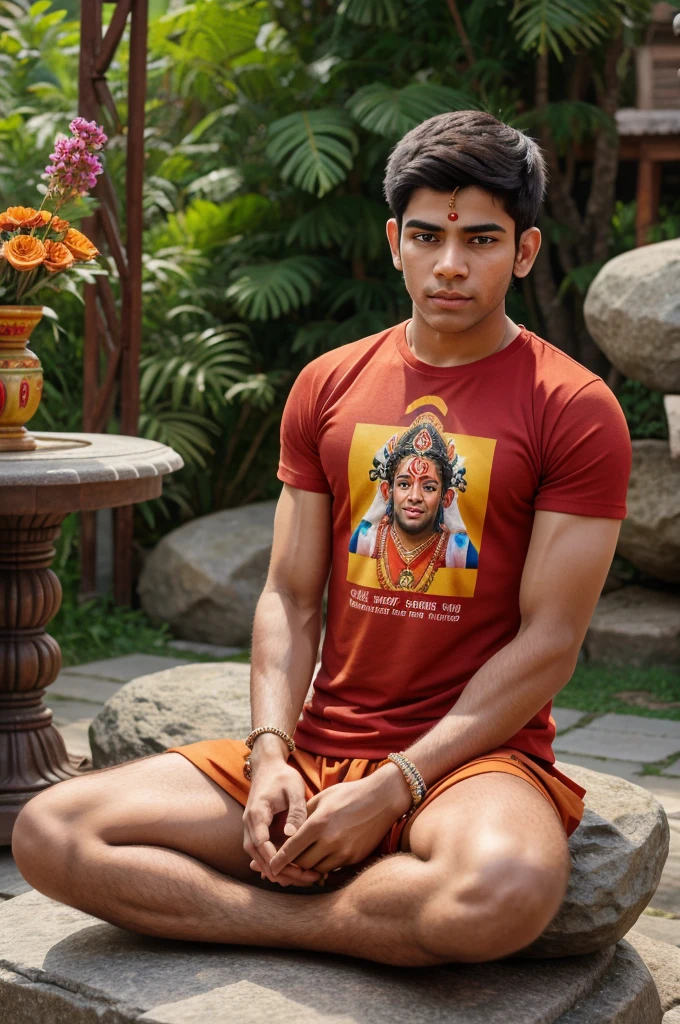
[282,785,308,837]
[270,822,319,875]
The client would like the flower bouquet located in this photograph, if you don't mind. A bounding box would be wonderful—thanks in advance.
[0,117,107,451]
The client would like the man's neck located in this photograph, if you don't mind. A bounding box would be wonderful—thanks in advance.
[407,307,519,368]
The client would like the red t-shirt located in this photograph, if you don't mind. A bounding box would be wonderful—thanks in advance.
[278,319,632,761]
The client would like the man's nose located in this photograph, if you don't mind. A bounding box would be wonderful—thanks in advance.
[434,243,469,279]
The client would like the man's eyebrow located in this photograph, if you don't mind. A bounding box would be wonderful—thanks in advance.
[396,472,438,481]
[404,219,507,234]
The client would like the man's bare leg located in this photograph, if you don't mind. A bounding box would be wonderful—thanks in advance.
[12,752,570,967]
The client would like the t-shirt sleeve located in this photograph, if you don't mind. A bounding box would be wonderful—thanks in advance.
[534,379,632,519]
[277,361,332,494]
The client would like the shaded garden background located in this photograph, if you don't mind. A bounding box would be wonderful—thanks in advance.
[0,0,677,668]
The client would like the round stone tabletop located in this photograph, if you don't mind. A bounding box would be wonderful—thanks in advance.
[0,433,183,515]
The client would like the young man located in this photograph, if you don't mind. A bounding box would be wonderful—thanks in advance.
[12,111,631,967]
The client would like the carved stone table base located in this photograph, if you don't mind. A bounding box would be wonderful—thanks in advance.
[0,433,182,844]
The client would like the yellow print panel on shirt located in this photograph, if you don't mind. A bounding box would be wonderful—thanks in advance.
[346,420,496,598]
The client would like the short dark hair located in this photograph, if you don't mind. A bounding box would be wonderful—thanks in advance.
[383,111,547,248]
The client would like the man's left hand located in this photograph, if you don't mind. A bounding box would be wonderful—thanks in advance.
[268,767,411,876]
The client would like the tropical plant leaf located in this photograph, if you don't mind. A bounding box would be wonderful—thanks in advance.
[509,0,614,59]
[226,255,327,319]
[266,109,359,197]
[346,83,480,139]
[336,0,402,29]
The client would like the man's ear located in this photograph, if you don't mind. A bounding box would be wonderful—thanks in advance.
[380,480,390,502]
[386,218,402,269]
[442,488,454,509]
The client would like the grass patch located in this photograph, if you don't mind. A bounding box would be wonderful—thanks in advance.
[555,663,680,720]
[51,594,249,668]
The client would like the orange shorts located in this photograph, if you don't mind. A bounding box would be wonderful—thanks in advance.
[167,739,585,858]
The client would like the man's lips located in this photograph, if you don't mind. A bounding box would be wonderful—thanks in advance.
[429,294,472,309]
[403,508,424,517]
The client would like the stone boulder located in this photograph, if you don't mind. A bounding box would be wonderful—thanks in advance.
[626,930,680,1014]
[89,666,670,960]
[584,586,680,667]
[138,501,276,646]
[527,762,669,958]
[0,891,663,1023]
[89,662,253,768]
[583,238,680,392]
[618,441,680,583]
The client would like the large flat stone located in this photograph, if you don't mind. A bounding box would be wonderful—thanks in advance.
[632,914,680,947]
[555,754,646,784]
[652,816,680,916]
[584,585,680,664]
[168,640,244,658]
[0,892,662,1023]
[662,760,680,777]
[45,698,104,725]
[617,446,680,585]
[554,728,680,764]
[626,929,680,1011]
[66,654,188,682]
[89,662,252,768]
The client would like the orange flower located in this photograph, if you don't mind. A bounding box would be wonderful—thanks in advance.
[63,228,99,262]
[0,206,44,230]
[38,211,70,233]
[1,234,46,271]
[43,240,74,273]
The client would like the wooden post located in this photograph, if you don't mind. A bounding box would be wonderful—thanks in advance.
[635,152,662,247]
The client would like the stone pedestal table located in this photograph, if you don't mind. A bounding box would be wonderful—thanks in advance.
[0,432,182,844]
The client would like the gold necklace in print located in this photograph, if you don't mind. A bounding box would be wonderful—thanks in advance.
[389,525,437,566]
[376,522,447,592]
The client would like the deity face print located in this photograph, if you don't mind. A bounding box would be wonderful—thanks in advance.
[381,455,454,538]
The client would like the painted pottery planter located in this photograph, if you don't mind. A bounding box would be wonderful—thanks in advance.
[0,305,43,452]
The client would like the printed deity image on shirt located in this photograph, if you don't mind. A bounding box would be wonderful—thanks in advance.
[347,408,496,598]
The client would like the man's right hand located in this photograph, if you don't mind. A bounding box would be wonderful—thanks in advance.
[242,756,323,887]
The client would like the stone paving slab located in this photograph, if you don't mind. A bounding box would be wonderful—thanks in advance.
[595,715,680,739]
[45,698,106,724]
[58,721,92,759]
[552,708,587,732]
[633,914,680,948]
[49,673,124,703]
[556,753,647,785]
[169,640,244,658]
[662,759,680,777]
[65,654,188,683]
[0,850,32,900]
[554,728,680,764]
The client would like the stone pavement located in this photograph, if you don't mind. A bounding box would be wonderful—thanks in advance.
[2,653,679,952]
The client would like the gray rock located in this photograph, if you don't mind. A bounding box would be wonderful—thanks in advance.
[584,585,680,667]
[527,762,669,957]
[626,929,680,1012]
[617,442,680,583]
[0,891,663,1023]
[554,941,661,1023]
[138,501,276,646]
[665,396,680,461]
[89,662,252,768]
[583,238,680,392]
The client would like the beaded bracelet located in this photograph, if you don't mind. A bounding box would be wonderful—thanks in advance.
[243,726,296,781]
[387,752,427,818]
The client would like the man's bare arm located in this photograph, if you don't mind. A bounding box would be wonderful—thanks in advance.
[241,483,332,882]
[397,510,621,786]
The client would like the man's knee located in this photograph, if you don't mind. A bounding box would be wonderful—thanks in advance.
[415,849,571,963]
[12,781,92,895]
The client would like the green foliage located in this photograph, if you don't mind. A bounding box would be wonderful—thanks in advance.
[617,380,668,441]
[555,663,680,720]
[267,110,359,197]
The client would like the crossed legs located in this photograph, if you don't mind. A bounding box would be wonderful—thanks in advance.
[11,751,571,966]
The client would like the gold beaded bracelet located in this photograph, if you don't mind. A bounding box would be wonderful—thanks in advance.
[243,726,296,781]
[387,752,428,818]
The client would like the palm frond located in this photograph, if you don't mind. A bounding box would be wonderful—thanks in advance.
[266,109,359,198]
[509,0,615,59]
[226,256,327,320]
[346,83,480,139]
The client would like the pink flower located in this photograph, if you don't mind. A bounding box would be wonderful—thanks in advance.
[42,119,108,199]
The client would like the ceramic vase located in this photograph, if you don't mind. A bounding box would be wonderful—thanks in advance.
[0,305,44,452]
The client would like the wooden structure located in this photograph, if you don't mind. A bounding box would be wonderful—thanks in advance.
[78,0,149,604]
[0,433,181,844]
[618,2,680,246]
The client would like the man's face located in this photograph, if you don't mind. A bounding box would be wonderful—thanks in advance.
[386,185,536,332]
[382,456,452,537]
